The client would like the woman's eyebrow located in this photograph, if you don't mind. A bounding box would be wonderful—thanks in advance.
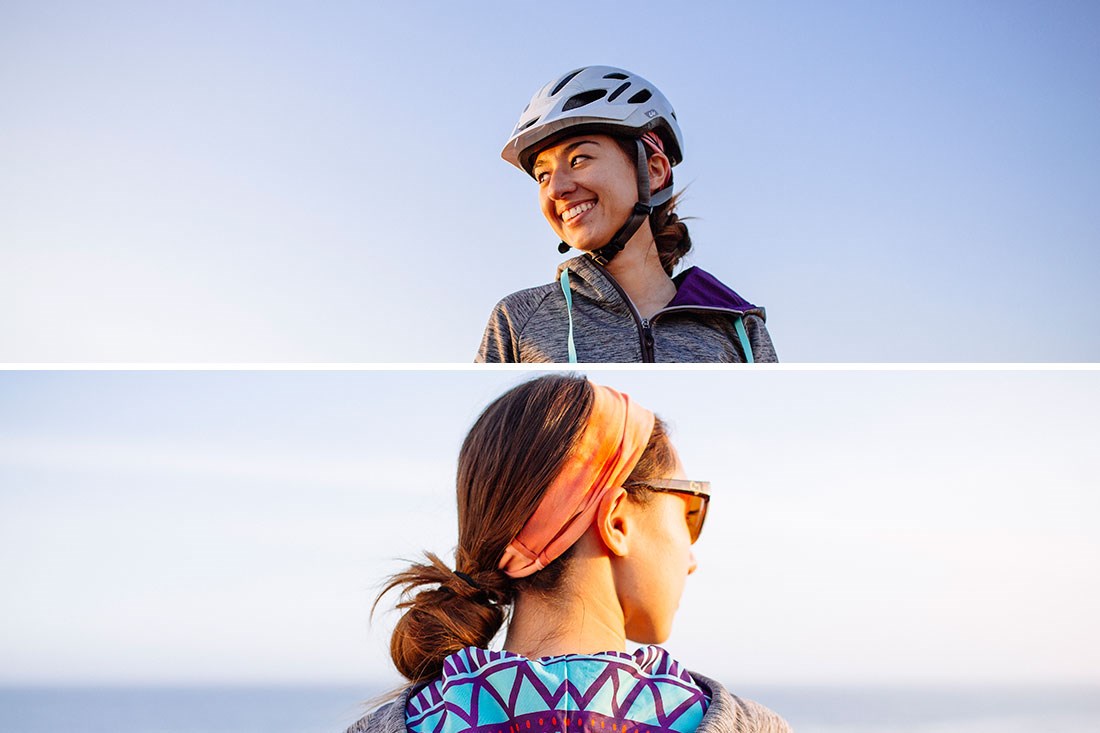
[563,139,599,153]
[563,140,598,156]
[534,140,600,169]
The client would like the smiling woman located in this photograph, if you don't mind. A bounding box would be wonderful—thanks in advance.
[345,374,790,733]
[476,66,777,363]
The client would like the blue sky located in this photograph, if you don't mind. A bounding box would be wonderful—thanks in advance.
[2,1,1098,361]
[1,369,1097,686]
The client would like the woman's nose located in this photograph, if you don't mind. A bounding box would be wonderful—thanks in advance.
[546,169,576,199]
[687,550,698,576]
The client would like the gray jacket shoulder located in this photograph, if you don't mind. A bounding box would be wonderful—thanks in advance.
[475,283,562,363]
[691,671,792,733]
[744,314,778,363]
[344,688,411,733]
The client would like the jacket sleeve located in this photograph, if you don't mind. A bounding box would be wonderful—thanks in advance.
[476,287,555,363]
[689,670,792,733]
[745,314,778,363]
[476,299,522,363]
[344,696,410,733]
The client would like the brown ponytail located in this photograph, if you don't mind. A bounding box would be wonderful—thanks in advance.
[650,191,693,276]
[374,552,507,685]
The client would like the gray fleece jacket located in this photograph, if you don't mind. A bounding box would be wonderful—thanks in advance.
[344,670,791,733]
[476,256,776,363]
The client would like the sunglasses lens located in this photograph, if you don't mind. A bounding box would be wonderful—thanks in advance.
[687,494,708,543]
[626,481,711,543]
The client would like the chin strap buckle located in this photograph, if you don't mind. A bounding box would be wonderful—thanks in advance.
[590,242,624,267]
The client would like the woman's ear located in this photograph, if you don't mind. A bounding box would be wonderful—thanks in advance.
[596,487,631,557]
[647,151,671,193]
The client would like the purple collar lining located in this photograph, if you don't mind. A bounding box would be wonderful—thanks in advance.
[668,266,757,312]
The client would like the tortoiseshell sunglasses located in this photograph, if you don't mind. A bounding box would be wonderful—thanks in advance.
[622,478,710,543]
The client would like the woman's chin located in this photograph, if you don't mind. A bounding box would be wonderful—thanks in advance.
[552,224,610,254]
[626,623,671,646]
[563,239,604,254]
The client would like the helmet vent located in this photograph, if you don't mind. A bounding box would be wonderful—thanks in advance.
[627,89,652,104]
[607,82,631,102]
[517,116,541,131]
[551,69,585,96]
[563,89,607,111]
[603,72,628,80]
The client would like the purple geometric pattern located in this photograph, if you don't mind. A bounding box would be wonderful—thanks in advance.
[406,646,708,733]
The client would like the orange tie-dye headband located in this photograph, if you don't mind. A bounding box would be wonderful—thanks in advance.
[498,382,656,579]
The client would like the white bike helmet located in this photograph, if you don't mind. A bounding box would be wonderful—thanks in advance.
[502,65,684,174]
[501,66,686,265]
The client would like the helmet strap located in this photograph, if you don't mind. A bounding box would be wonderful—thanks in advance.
[588,138,673,267]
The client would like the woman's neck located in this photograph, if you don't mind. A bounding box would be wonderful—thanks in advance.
[601,229,676,320]
[503,561,626,659]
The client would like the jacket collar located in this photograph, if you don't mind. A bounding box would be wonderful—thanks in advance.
[556,255,761,317]
[669,266,759,312]
[555,255,633,315]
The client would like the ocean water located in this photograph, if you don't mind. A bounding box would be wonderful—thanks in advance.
[744,685,1100,732]
[1,685,1098,732]
[0,687,372,733]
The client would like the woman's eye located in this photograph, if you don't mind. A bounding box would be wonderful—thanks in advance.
[536,171,549,184]
[570,155,589,167]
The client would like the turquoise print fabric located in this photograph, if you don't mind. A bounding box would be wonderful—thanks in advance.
[406,645,709,733]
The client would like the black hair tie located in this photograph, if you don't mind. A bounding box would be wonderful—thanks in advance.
[454,570,481,591]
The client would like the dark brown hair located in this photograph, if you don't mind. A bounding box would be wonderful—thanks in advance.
[377,375,679,686]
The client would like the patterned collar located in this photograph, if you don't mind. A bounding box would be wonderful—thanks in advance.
[406,645,709,733]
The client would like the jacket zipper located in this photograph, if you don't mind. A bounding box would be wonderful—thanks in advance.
[588,260,762,363]
[591,260,655,362]
[641,318,655,362]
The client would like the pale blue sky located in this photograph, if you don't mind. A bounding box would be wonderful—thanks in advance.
[2,1,1098,361]
[1,369,1097,686]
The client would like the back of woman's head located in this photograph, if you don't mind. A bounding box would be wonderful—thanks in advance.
[381,375,592,684]
[379,374,679,685]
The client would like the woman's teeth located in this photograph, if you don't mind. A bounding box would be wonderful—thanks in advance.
[562,202,595,222]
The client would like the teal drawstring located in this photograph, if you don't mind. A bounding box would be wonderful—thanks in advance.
[734,316,754,363]
[559,269,578,363]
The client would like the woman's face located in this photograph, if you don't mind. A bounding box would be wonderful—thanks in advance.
[531,134,642,252]
[619,453,699,644]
